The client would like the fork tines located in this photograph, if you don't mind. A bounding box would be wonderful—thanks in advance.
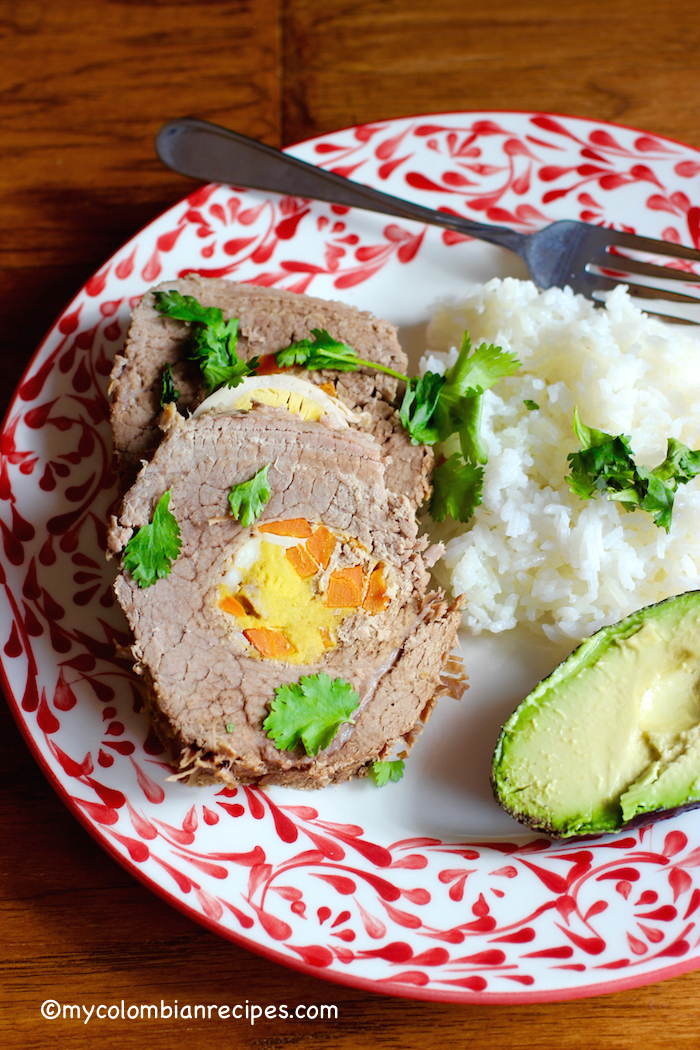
[583,229,700,323]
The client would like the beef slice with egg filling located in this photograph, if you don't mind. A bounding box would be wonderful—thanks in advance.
[110,275,432,506]
[108,406,463,788]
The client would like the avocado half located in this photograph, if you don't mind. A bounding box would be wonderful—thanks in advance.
[492,591,700,838]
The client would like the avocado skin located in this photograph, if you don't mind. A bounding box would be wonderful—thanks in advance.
[491,591,700,839]
[490,789,700,840]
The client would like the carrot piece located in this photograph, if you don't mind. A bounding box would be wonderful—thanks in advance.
[325,565,364,608]
[363,564,390,614]
[243,627,296,659]
[219,594,246,617]
[286,544,318,578]
[255,353,289,376]
[259,518,313,538]
[306,525,337,569]
[320,381,337,397]
[318,626,334,650]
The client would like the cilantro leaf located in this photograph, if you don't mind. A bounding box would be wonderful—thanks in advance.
[153,289,259,394]
[653,437,700,486]
[190,316,260,392]
[426,333,520,468]
[276,328,409,381]
[151,289,223,327]
[402,335,519,523]
[566,408,700,532]
[638,467,676,531]
[524,399,539,411]
[570,405,624,453]
[264,672,360,756]
[401,336,519,467]
[429,453,484,523]
[160,363,180,407]
[276,328,359,371]
[399,372,445,445]
[370,759,405,786]
[566,407,638,501]
[228,465,272,527]
[446,332,522,398]
[122,490,182,588]
[456,393,488,465]
[567,440,639,502]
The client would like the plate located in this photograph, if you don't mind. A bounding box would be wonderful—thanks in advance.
[3,111,700,1004]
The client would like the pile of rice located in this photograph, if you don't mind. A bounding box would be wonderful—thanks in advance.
[423,278,700,642]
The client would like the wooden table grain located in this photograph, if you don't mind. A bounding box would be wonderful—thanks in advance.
[3,1,700,1046]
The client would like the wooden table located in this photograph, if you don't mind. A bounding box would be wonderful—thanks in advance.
[2,2,700,1046]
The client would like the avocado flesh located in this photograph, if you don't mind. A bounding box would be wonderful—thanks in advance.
[492,591,700,837]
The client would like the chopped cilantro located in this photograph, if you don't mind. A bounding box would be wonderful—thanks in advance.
[370,759,405,786]
[153,289,259,394]
[524,399,539,411]
[228,464,272,527]
[264,672,360,756]
[566,407,700,532]
[122,490,182,588]
[160,363,180,407]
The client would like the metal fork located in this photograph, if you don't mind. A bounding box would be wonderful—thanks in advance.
[156,118,700,325]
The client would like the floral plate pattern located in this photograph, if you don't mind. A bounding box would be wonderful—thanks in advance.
[3,112,700,1004]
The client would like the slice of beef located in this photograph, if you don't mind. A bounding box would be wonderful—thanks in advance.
[109,276,432,503]
[108,406,463,789]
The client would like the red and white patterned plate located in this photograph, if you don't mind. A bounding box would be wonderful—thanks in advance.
[3,112,700,1004]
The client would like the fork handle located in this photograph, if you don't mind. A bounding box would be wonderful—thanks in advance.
[156,118,526,253]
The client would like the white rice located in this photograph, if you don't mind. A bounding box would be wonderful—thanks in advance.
[423,278,700,642]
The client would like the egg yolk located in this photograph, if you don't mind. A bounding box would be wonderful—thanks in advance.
[220,540,346,664]
[231,387,325,421]
[218,521,390,664]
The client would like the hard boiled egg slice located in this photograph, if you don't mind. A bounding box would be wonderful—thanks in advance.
[192,373,361,427]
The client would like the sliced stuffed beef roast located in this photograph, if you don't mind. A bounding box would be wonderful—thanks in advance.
[109,276,432,506]
[108,406,463,788]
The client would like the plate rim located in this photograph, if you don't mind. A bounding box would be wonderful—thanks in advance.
[285,106,700,158]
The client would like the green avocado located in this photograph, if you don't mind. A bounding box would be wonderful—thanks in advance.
[492,591,700,838]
